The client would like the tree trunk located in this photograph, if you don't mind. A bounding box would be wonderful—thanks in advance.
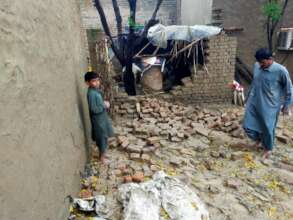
[135,0,163,47]
[93,0,124,65]
[124,36,136,95]
[112,0,122,35]
[93,0,164,96]
[123,0,137,96]
[112,0,124,62]
[266,0,289,52]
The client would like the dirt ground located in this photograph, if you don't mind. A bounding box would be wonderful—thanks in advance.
[71,100,293,220]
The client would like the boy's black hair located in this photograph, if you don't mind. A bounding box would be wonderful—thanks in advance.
[255,48,272,62]
[84,71,100,82]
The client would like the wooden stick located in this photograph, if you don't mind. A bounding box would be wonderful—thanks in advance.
[187,44,193,58]
[193,45,196,78]
[176,40,200,55]
[135,54,170,58]
[201,40,210,75]
[170,40,200,60]
[134,41,152,58]
[152,46,160,56]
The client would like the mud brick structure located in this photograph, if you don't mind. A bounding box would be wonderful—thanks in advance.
[188,33,237,104]
[80,0,237,105]
[113,33,237,111]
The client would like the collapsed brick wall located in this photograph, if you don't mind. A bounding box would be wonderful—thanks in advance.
[113,33,237,112]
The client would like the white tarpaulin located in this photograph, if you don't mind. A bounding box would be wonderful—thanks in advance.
[147,24,222,48]
[118,171,210,220]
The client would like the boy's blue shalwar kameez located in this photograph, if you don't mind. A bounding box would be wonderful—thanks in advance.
[243,62,292,150]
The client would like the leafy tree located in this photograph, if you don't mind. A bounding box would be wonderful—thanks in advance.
[262,0,289,51]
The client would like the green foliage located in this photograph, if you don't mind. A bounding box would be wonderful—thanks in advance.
[128,17,135,27]
[127,17,144,31]
[262,1,282,22]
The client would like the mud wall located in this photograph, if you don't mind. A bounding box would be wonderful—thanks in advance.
[0,1,89,220]
[81,0,179,31]
[181,0,212,25]
[213,0,293,74]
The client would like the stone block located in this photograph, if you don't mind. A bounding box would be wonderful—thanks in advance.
[121,140,130,149]
[117,136,127,144]
[132,171,144,183]
[127,144,143,153]
[123,175,132,183]
[147,136,161,145]
[141,154,151,162]
[129,153,141,160]
[276,134,290,144]
[231,151,246,161]
[225,178,242,190]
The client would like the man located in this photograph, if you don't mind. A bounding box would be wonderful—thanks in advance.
[243,48,292,158]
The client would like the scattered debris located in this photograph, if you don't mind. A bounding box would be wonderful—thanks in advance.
[69,97,293,220]
[68,195,107,220]
[118,171,210,220]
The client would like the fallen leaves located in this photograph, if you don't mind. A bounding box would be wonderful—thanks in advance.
[243,153,258,170]
[267,179,280,191]
[268,206,277,218]
[160,207,170,220]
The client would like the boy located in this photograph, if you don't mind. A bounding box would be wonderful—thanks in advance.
[84,71,114,163]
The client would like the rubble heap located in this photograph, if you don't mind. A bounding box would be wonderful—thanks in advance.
[114,97,245,140]
[69,98,293,220]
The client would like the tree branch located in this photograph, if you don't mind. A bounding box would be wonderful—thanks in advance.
[122,0,137,95]
[269,0,289,51]
[151,0,164,20]
[93,0,124,65]
[267,17,273,51]
[111,0,124,63]
[142,0,163,38]
[272,0,288,31]
[128,0,137,21]
[281,0,289,16]
[112,0,123,36]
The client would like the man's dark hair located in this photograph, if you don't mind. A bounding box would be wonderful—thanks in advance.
[84,71,99,82]
[255,48,272,62]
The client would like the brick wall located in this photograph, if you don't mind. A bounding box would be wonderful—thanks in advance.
[162,33,237,105]
[190,34,237,103]
[113,33,237,111]
[80,0,178,32]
